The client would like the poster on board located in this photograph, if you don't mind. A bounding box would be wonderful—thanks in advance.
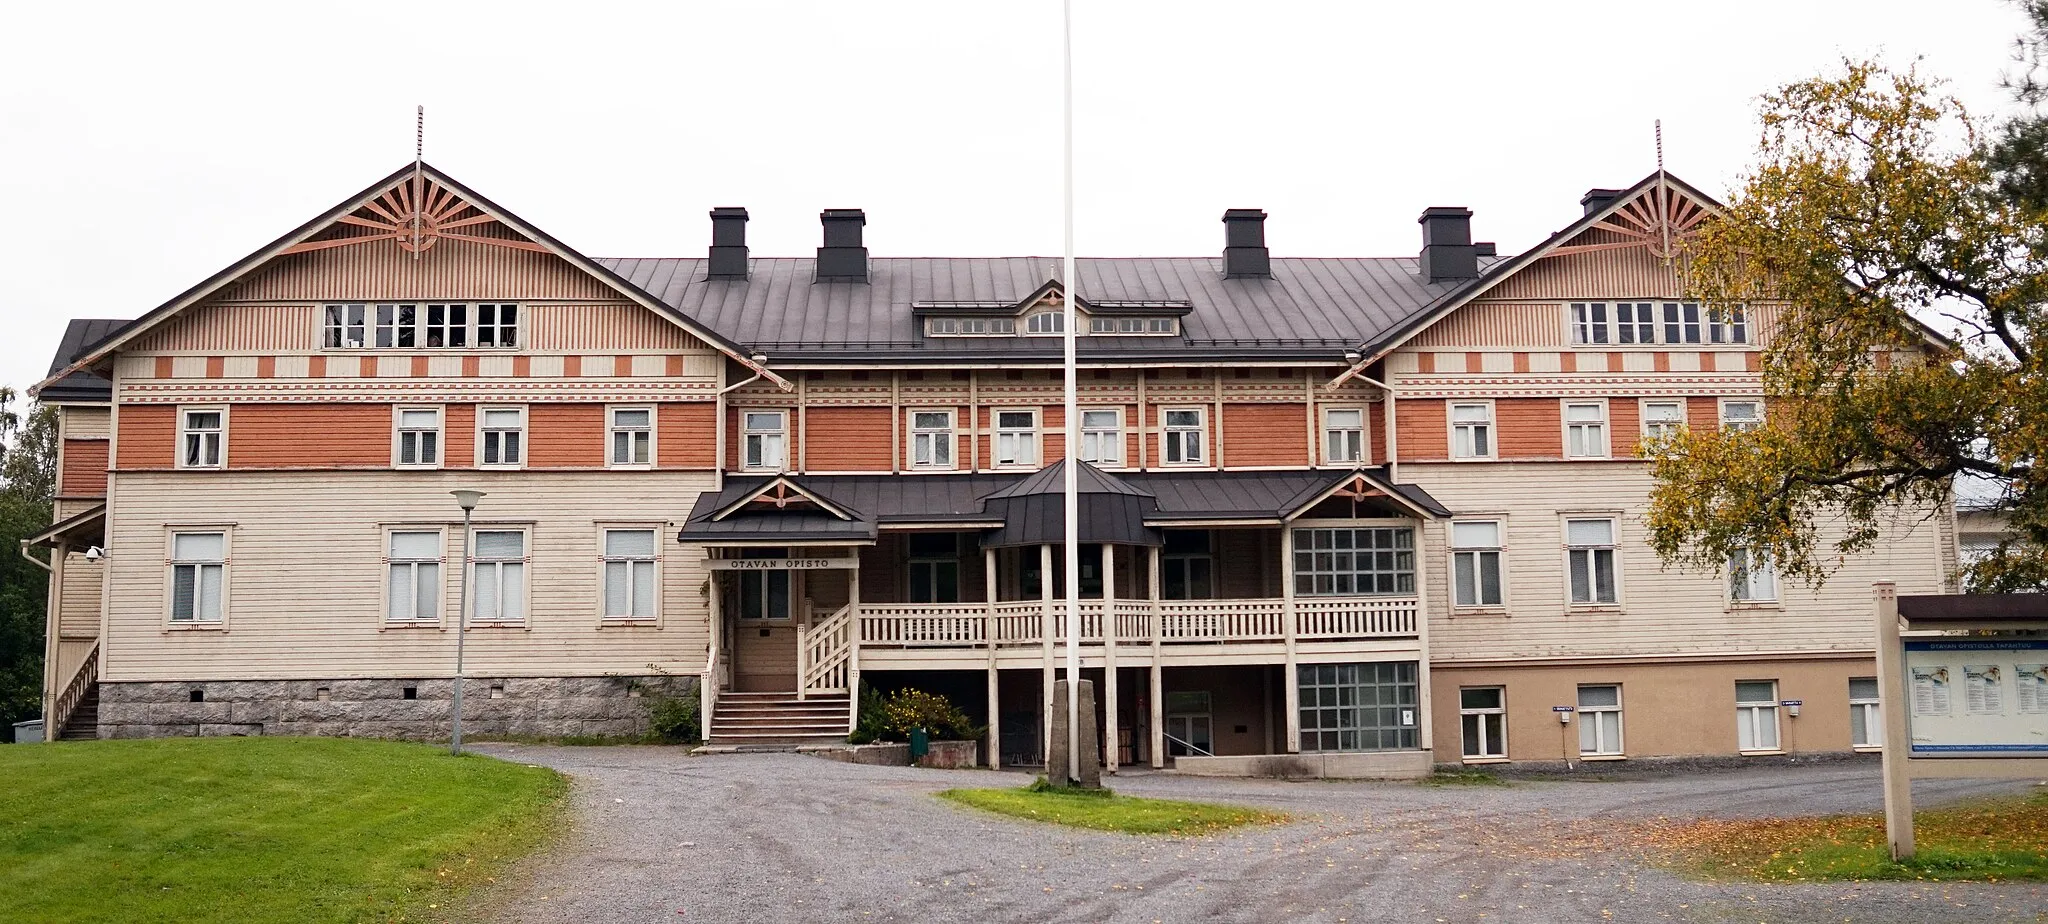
[1904,640,2048,756]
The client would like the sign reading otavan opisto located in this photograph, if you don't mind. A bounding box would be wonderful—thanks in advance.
[706,557,856,571]
[1904,639,2048,756]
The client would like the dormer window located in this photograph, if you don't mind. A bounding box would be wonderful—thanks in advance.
[1088,317,1178,335]
[1024,311,1066,335]
[926,317,1016,336]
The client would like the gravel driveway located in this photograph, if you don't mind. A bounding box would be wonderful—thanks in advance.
[471,746,2046,924]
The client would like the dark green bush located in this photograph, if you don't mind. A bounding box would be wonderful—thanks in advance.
[849,684,980,743]
[647,687,701,744]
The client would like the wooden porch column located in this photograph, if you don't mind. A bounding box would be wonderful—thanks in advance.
[846,565,862,731]
[1040,543,1055,760]
[985,545,1000,768]
[1148,544,1165,768]
[1103,542,1118,774]
[1281,522,1301,753]
[1411,519,1431,754]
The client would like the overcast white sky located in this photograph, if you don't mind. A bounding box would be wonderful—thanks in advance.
[0,1,2032,397]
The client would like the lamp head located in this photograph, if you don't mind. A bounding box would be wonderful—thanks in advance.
[1343,350,1363,365]
[450,490,486,511]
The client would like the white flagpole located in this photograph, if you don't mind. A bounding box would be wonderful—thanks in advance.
[1061,0,1082,783]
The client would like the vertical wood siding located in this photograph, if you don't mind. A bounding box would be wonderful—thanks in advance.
[1484,229,1686,300]
[1405,302,1566,348]
[100,471,713,681]
[129,305,319,353]
[525,303,711,353]
[228,238,615,301]
[59,439,109,495]
[1221,404,1310,467]
[114,405,177,468]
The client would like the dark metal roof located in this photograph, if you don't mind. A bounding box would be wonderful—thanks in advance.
[984,459,1153,500]
[1898,594,2048,624]
[680,467,1449,543]
[598,256,1503,363]
[38,319,125,403]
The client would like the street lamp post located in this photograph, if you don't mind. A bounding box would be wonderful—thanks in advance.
[449,490,485,755]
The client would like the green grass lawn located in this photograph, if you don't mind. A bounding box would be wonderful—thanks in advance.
[938,783,1286,835]
[0,737,566,924]
[1650,788,2048,882]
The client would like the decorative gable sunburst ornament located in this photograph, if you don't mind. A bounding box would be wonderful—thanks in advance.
[1545,182,1708,261]
[281,172,547,256]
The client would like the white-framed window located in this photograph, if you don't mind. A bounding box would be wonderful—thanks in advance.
[1292,527,1415,595]
[907,533,961,603]
[1566,301,1744,346]
[471,529,528,624]
[1162,530,1214,600]
[1460,687,1507,759]
[602,528,658,620]
[910,410,956,469]
[926,317,1015,336]
[1641,400,1686,442]
[1079,409,1123,466]
[1662,301,1703,344]
[1162,408,1206,466]
[1570,301,1610,345]
[1450,402,1493,460]
[993,409,1039,468]
[1850,676,1882,748]
[323,302,515,348]
[395,407,442,468]
[1729,549,1778,603]
[1707,305,1749,344]
[1324,407,1366,464]
[1736,680,1781,751]
[608,407,653,468]
[1578,684,1624,755]
[734,549,793,621]
[1564,401,1608,459]
[1023,311,1065,335]
[168,531,226,624]
[479,407,525,468]
[1088,317,1177,335]
[1298,661,1420,752]
[385,530,442,623]
[1720,399,1763,432]
[476,303,519,347]
[1565,518,1618,605]
[1450,520,1504,608]
[179,407,226,469]
[741,410,788,472]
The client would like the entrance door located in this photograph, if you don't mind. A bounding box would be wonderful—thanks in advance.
[728,567,797,692]
[1164,690,1214,756]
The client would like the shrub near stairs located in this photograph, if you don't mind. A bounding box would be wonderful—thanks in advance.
[850,685,980,744]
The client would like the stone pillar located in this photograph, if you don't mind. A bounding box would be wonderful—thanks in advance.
[1045,678,1103,788]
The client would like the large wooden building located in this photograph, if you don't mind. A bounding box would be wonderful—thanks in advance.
[28,164,1953,774]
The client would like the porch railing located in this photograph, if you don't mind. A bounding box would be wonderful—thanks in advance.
[798,603,855,697]
[854,595,1417,648]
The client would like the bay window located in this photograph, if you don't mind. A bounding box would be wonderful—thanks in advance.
[1292,527,1414,596]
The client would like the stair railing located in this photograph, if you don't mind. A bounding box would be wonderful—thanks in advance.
[700,636,720,743]
[800,603,855,698]
[50,641,99,738]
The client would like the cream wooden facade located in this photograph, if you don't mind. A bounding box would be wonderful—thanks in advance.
[29,164,1956,771]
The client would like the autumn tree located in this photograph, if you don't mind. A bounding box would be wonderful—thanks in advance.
[0,388,56,732]
[1644,47,2048,592]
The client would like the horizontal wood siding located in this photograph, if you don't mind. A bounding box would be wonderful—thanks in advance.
[229,404,391,468]
[1496,398,1558,458]
[1687,396,1721,433]
[99,471,713,681]
[58,555,103,637]
[805,406,894,471]
[1609,399,1641,458]
[1222,404,1309,467]
[444,404,477,467]
[62,406,111,439]
[658,403,717,469]
[59,439,108,496]
[1410,462,1948,662]
[1395,399,1448,461]
[230,237,615,302]
[114,405,177,468]
[527,403,606,468]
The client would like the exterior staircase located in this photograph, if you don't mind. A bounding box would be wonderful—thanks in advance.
[58,684,99,741]
[704,691,850,748]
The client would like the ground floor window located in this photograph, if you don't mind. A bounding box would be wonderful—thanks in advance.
[1577,684,1623,755]
[1298,661,1418,752]
[1850,676,1881,748]
[1164,691,1213,757]
[1459,686,1506,759]
[1737,680,1781,751]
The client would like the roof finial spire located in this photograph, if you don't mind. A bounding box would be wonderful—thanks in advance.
[1655,119,1671,263]
[412,105,424,262]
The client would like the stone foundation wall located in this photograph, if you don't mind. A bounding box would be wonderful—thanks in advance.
[97,675,697,740]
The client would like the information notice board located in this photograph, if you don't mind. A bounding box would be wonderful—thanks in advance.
[1903,639,2048,756]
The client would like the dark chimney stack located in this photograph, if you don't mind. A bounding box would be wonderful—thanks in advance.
[1580,188,1624,216]
[1418,206,1478,283]
[816,209,868,282]
[1221,209,1271,278]
[707,207,749,279]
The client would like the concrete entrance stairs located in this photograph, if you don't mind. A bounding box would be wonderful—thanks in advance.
[703,691,850,749]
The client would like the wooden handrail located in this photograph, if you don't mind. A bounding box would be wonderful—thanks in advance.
[50,641,99,737]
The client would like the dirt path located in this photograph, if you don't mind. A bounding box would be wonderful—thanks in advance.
[472,746,2047,924]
